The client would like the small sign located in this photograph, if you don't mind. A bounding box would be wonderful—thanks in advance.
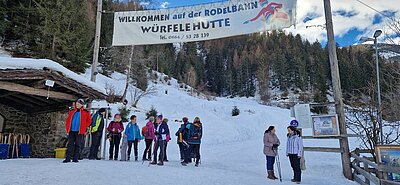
[311,115,340,137]
[377,145,400,182]
[45,80,55,87]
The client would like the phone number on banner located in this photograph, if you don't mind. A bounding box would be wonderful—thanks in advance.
[160,33,210,40]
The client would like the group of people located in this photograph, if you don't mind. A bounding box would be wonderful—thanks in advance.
[263,125,303,184]
[62,99,203,167]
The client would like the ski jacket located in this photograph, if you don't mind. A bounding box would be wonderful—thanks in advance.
[286,133,303,158]
[65,108,91,135]
[187,121,202,144]
[175,122,189,144]
[263,131,280,156]
[125,122,143,141]
[144,121,156,140]
[155,122,170,141]
[107,121,124,135]
[90,111,104,134]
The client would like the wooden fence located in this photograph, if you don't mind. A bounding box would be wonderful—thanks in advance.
[351,149,400,185]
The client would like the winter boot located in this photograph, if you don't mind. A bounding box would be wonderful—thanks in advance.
[157,161,164,166]
[150,161,157,165]
[135,156,138,162]
[271,171,278,180]
[62,159,71,163]
[267,171,275,180]
[291,179,296,182]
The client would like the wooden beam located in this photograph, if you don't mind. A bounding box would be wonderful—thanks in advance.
[302,134,361,139]
[31,79,47,88]
[0,81,77,101]
[11,94,49,106]
[4,96,36,107]
[351,163,380,185]
[304,147,343,153]
[0,91,19,98]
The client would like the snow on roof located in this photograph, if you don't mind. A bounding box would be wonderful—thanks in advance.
[0,57,106,94]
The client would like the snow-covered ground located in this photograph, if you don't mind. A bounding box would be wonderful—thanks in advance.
[0,69,357,185]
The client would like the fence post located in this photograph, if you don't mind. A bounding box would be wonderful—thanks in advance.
[364,161,370,185]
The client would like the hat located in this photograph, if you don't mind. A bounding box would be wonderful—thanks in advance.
[148,116,155,122]
[162,118,169,122]
[76,99,85,105]
[182,117,188,122]
[99,108,106,113]
[157,115,163,120]
[114,114,121,118]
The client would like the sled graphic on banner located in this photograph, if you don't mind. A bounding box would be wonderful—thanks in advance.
[112,0,297,46]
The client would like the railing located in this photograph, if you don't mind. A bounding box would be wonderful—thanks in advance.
[351,149,400,185]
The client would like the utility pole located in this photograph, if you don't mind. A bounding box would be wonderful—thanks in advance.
[323,0,352,179]
[374,38,383,144]
[91,0,103,82]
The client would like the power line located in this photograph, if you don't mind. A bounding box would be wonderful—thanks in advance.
[354,0,396,21]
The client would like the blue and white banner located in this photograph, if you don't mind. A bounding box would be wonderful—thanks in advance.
[112,0,297,46]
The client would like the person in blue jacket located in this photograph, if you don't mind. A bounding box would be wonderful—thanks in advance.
[125,115,143,161]
[186,117,203,167]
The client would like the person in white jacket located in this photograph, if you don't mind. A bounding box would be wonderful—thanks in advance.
[286,126,303,184]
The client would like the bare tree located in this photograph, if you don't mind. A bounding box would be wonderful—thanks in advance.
[383,16,400,45]
[346,83,400,162]
[129,85,157,107]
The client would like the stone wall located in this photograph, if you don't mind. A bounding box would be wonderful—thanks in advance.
[0,104,28,133]
[30,111,67,158]
[0,103,67,158]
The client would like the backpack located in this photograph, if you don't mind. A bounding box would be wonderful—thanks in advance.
[142,125,149,137]
[192,123,202,139]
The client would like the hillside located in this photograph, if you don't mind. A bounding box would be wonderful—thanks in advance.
[1,68,362,185]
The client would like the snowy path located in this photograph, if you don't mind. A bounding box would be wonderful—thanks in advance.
[0,137,356,185]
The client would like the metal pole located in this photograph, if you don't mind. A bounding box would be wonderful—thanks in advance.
[90,0,103,82]
[323,0,353,180]
[375,38,383,144]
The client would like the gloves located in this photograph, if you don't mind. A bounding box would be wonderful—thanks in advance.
[272,144,279,149]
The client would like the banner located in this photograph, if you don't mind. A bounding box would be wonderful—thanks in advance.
[112,0,297,46]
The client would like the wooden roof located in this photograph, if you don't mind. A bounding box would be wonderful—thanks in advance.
[0,68,107,113]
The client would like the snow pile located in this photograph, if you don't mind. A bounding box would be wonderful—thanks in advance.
[0,47,11,57]
[380,50,400,60]
[0,57,106,94]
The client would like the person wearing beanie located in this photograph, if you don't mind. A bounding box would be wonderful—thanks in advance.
[176,117,190,164]
[89,108,106,160]
[107,114,124,160]
[142,116,155,161]
[151,117,170,166]
[63,99,91,163]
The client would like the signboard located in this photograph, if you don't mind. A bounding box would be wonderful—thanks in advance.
[293,104,311,128]
[377,145,400,182]
[311,115,339,137]
[112,0,297,46]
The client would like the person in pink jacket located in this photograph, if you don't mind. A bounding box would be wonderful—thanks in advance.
[142,116,155,161]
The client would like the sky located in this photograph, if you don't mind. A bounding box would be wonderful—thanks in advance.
[144,0,400,47]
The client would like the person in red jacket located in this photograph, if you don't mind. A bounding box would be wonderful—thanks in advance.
[63,99,91,163]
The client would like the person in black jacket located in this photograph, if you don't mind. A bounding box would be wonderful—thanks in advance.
[176,117,190,164]
[89,108,106,160]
